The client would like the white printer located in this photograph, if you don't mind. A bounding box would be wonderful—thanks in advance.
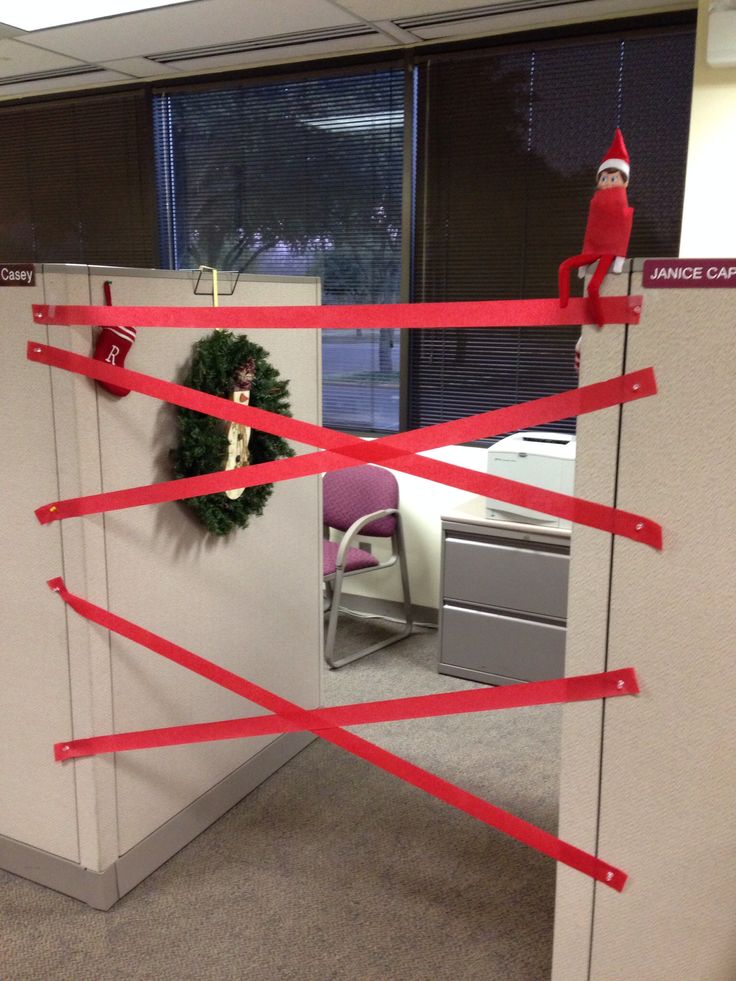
[485,431,576,528]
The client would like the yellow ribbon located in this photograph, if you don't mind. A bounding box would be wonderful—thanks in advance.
[198,265,219,307]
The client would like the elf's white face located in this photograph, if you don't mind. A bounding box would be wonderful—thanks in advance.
[597,169,627,190]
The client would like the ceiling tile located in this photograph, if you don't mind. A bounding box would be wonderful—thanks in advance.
[160,32,394,75]
[337,0,480,18]
[0,69,132,97]
[371,20,420,44]
[20,0,363,63]
[97,56,183,77]
[401,0,685,38]
[0,21,27,39]
[0,39,86,79]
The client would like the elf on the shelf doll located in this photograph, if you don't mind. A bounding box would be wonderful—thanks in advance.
[559,128,633,330]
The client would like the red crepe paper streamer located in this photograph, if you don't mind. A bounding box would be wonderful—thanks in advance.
[32,295,642,331]
[56,667,638,760]
[48,577,631,892]
[27,343,661,548]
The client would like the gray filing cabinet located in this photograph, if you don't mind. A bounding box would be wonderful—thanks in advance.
[438,499,571,686]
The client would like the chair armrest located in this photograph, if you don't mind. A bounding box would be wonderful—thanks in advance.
[334,509,399,569]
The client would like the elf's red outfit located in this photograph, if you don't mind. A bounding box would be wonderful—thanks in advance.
[559,129,633,328]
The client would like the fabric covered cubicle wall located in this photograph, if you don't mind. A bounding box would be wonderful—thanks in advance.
[0,265,322,907]
[552,260,736,980]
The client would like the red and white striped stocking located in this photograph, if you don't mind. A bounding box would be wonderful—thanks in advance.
[93,281,137,397]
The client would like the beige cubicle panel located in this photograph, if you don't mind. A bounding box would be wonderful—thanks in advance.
[0,269,82,868]
[552,261,736,980]
[0,265,323,908]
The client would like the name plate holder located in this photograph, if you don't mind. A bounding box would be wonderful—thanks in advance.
[0,263,35,286]
[643,258,736,287]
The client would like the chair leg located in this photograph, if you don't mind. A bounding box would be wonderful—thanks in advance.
[324,521,414,670]
[396,519,414,636]
[323,569,344,669]
[323,579,334,614]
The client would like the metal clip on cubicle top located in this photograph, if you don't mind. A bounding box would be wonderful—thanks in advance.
[193,266,240,306]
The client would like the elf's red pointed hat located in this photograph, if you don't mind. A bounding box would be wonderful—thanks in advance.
[597,128,630,179]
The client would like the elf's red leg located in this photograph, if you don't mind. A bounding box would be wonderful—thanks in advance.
[558,254,597,308]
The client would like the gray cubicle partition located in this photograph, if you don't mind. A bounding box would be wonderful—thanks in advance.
[0,265,323,908]
[552,260,736,980]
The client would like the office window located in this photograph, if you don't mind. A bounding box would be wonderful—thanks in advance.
[0,90,155,267]
[154,68,405,433]
[410,25,695,439]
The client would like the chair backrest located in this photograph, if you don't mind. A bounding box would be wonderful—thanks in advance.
[323,465,399,537]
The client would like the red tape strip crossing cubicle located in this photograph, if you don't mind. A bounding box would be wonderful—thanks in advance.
[56,667,639,760]
[32,295,642,330]
[49,577,636,892]
[30,296,651,893]
[27,343,661,548]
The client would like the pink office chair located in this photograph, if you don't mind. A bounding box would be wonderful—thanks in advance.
[323,465,413,669]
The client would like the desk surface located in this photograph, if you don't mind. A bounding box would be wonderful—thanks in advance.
[441,496,572,542]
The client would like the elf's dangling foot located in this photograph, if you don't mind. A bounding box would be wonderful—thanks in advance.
[93,281,137,397]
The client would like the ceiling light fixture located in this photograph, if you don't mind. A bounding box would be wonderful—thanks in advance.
[0,0,198,32]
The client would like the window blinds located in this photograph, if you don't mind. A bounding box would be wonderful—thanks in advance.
[410,25,695,439]
[154,68,405,432]
[0,90,155,267]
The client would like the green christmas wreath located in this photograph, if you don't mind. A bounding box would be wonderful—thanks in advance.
[171,330,294,535]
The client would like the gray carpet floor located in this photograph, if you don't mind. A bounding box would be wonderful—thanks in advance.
[0,615,562,981]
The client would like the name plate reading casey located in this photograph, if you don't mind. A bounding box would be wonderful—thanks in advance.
[0,263,35,286]
[643,258,736,288]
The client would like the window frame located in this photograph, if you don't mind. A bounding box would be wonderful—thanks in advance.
[150,12,695,440]
[403,16,696,445]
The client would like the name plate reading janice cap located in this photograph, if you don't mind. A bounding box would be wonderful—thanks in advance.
[0,263,35,286]
[643,258,736,288]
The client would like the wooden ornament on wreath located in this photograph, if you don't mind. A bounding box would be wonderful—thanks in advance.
[171,330,294,535]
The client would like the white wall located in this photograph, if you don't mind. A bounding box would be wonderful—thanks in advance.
[680,0,736,255]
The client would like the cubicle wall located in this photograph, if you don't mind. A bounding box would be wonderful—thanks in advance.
[552,261,736,980]
[0,265,323,907]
